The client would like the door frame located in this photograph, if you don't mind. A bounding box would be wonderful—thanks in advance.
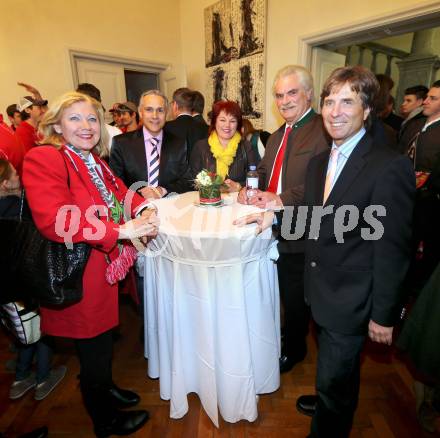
[69,49,169,89]
[298,1,440,69]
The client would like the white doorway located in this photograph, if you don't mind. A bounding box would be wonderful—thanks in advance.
[69,50,187,122]
[299,2,440,97]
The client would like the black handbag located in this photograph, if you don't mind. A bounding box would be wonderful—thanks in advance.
[0,190,91,307]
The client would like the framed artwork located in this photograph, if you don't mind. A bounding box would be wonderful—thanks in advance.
[204,0,266,129]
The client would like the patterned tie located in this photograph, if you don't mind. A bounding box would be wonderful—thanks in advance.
[267,126,292,193]
[148,137,160,187]
[323,147,340,204]
[407,131,420,168]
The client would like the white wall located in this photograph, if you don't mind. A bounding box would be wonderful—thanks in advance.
[179,0,436,131]
[0,0,182,116]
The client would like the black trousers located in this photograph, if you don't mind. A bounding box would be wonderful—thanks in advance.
[74,329,115,429]
[311,326,365,438]
[277,252,309,358]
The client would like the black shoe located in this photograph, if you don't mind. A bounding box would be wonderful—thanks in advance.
[108,384,140,409]
[296,394,317,417]
[18,427,49,438]
[279,350,306,373]
[95,410,149,437]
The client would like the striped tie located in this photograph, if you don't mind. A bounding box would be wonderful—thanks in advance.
[148,137,160,187]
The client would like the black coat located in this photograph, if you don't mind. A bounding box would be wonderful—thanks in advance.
[303,133,415,334]
[165,114,208,161]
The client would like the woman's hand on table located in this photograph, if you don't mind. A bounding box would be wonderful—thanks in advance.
[233,211,274,235]
[118,211,159,240]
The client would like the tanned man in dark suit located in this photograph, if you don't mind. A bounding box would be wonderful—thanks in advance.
[237,65,329,373]
[110,89,191,198]
[296,66,415,438]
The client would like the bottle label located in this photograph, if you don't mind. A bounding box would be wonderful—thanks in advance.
[247,177,258,189]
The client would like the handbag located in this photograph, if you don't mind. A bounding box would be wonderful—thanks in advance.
[0,160,91,306]
[0,301,41,344]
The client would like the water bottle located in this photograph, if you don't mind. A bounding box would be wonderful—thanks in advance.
[246,165,259,200]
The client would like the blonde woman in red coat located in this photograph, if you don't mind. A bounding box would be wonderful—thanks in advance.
[23,92,158,437]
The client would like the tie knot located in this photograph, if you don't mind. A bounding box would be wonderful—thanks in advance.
[330,147,340,160]
[150,137,159,148]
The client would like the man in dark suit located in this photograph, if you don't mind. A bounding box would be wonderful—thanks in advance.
[296,66,415,438]
[164,88,206,160]
[238,65,329,373]
[191,90,209,135]
[110,89,191,198]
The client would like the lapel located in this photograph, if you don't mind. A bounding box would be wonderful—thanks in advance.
[282,110,316,184]
[131,129,148,180]
[324,133,373,206]
[158,130,170,182]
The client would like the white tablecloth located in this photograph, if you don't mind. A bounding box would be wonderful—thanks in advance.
[143,191,280,426]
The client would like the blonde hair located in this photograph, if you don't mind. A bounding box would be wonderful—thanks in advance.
[39,91,109,157]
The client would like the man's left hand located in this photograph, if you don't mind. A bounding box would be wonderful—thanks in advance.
[139,186,166,199]
[368,320,393,345]
[247,190,283,210]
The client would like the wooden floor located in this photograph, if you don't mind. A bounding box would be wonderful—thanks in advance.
[1,298,438,437]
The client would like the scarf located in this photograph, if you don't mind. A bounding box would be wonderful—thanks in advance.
[208,131,241,179]
[65,144,137,285]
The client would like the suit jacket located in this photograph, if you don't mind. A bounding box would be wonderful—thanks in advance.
[109,128,192,194]
[189,138,256,186]
[165,114,207,160]
[303,133,415,335]
[258,111,330,253]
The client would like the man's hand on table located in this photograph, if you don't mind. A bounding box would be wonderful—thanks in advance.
[233,211,274,235]
[237,188,283,210]
[139,186,167,200]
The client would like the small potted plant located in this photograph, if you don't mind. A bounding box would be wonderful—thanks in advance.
[194,169,225,206]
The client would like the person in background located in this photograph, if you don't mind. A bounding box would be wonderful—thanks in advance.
[189,100,256,191]
[0,115,25,177]
[241,118,270,162]
[191,90,209,134]
[400,85,429,120]
[76,83,122,158]
[398,85,429,154]
[379,95,403,132]
[1,157,67,403]
[15,96,47,152]
[6,104,21,131]
[114,102,139,133]
[109,103,122,127]
[165,88,203,160]
[237,65,329,374]
[23,91,158,437]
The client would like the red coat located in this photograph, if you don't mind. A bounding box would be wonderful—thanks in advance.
[0,117,25,176]
[23,145,147,339]
[15,121,40,153]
